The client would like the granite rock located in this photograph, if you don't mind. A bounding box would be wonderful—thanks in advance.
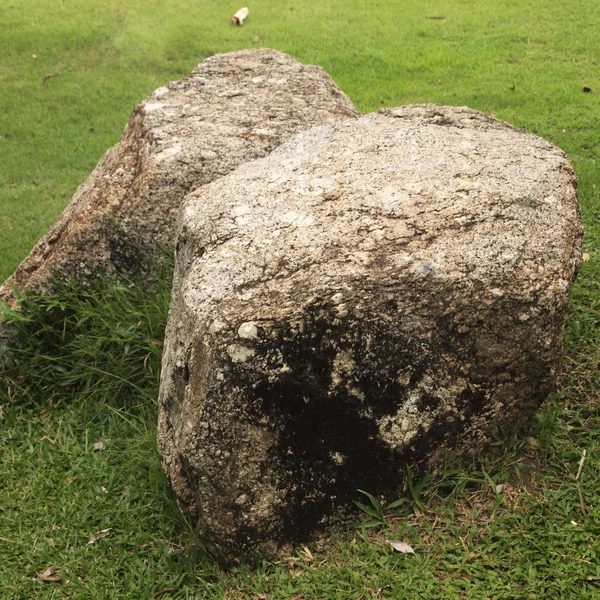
[157,104,582,563]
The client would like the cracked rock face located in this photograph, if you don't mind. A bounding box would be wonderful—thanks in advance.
[0,49,357,307]
[158,103,582,563]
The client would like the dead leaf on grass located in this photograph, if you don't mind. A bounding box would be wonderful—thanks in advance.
[37,567,62,583]
[583,252,591,262]
[388,540,415,554]
[87,528,111,545]
[154,588,175,598]
[232,7,249,25]
[92,441,105,452]
[299,544,314,562]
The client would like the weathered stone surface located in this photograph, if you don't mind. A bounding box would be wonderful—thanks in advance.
[158,104,582,563]
[0,49,357,307]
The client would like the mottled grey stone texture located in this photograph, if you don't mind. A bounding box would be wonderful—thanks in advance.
[0,49,357,307]
[157,104,582,563]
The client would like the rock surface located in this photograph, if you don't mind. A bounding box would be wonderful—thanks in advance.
[158,104,582,563]
[0,49,357,307]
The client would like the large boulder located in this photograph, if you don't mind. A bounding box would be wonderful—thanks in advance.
[157,104,582,563]
[0,49,357,307]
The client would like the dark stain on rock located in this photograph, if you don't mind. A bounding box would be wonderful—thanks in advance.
[235,305,438,548]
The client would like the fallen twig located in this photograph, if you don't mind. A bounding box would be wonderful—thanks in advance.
[575,449,588,516]
[0,536,24,546]
[576,449,586,481]
[578,484,588,517]
[42,72,59,85]
[551,551,591,564]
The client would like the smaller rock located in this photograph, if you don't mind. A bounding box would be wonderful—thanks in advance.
[0,49,357,308]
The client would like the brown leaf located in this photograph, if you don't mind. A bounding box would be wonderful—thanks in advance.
[92,441,105,452]
[154,588,175,598]
[87,528,111,545]
[527,436,539,449]
[583,86,596,93]
[583,252,591,262]
[38,567,62,583]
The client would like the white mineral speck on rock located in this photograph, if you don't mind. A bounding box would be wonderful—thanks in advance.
[232,205,252,217]
[155,145,182,162]
[227,344,256,363]
[238,321,259,339]
[152,86,170,98]
[201,150,217,160]
[235,214,253,226]
[281,211,314,227]
[144,102,165,113]
[209,320,227,335]
[336,303,348,317]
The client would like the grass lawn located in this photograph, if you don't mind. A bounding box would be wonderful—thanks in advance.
[1,0,600,598]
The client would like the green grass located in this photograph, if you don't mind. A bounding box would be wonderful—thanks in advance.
[1,276,599,598]
[2,0,600,598]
